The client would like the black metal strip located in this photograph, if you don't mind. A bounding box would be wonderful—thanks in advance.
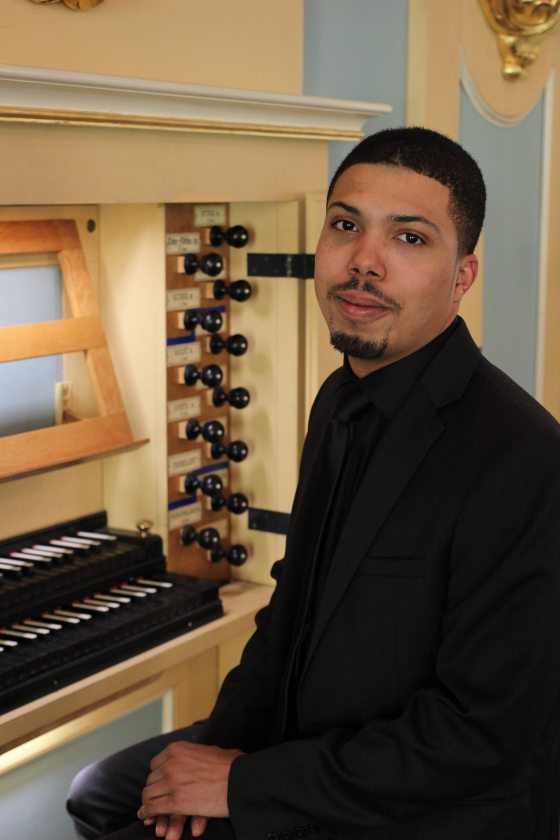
[248,507,291,536]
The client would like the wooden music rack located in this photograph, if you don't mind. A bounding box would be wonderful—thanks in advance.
[0,219,146,481]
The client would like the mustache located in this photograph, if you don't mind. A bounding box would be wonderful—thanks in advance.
[327,277,402,312]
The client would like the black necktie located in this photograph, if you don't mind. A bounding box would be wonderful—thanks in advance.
[285,380,372,732]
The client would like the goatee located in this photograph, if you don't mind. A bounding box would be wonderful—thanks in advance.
[330,330,388,359]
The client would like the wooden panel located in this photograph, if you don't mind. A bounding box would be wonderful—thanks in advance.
[0,219,80,254]
[0,218,143,481]
[0,413,139,480]
[0,317,105,362]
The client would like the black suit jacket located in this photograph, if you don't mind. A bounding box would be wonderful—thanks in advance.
[203,320,560,840]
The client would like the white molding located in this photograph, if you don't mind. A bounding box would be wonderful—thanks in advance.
[535,72,554,402]
[0,65,391,140]
[460,52,538,127]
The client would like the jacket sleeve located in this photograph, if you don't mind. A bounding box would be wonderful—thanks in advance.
[227,431,560,837]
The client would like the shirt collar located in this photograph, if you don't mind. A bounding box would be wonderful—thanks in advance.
[341,318,460,418]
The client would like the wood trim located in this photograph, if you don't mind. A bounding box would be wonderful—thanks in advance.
[0,317,105,362]
[0,219,144,480]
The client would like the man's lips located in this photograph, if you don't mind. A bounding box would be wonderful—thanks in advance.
[334,291,392,321]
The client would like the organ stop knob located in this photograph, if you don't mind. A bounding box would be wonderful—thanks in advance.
[183,364,224,388]
[183,309,223,334]
[183,252,224,277]
[209,333,248,357]
[211,386,250,410]
[213,279,252,303]
[209,225,249,248]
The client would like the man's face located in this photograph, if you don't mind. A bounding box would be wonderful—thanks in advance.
[314,163,478,377]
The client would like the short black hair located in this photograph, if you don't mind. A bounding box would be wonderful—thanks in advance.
[327,127,486,256]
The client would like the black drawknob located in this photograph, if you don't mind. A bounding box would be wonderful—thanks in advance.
[213,279,252,303]
[212,386,250,410]
[183,475,200,494]
[200,310,223,334]
[227,492,249,515]
[227,544,248,566]
[183,252,224,277]
[180,525,198,546]
[185,419,225,443]
[209,545,227,564]
[183,364,224,388]
[209,225,249,249]
[182,310,199,331]
[198,527,222,551]
[184,309,224,334]
[209,333,248,357]
[200,474,223,498]
[210,439,249,463]
[210,492,247,514]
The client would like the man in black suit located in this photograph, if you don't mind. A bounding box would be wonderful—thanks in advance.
[68,128,560,840]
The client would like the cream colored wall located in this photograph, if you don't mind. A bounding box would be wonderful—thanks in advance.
[407,0,560,417]
[0,0,303,95]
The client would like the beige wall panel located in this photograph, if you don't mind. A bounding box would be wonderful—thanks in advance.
[407,0,461,137]
[0,126,327,206]
[0,0,303,95]
[228,200,303,584]
[99,204,169,537]
[461,0,560,122]
[0,204,103,538]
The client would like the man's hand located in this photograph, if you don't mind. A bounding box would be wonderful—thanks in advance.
[137,741,243,832]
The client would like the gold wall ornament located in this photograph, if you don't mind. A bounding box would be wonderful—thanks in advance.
[479,0,560,79]
[29,0,104,9]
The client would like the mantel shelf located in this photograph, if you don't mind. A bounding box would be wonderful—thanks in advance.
[0,64,391,140]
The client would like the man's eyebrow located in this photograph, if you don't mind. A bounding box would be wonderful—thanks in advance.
[388,214,442,237]
[326,200,362,216]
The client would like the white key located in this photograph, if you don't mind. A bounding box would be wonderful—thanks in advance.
[121,583,157,594]
[137,578,173,589]
[90,595,121,608]
[1,628,37,640]
[0,557,34,569]
[13,551,54,565]
[13,622,49,635]
[34,544,73,555]
[43,612,80,625]
[61,536,101,547]
[72,602,106,613]
[78,531,117,542]
[111,587,146,599]
[79,599,110,612]
[0,638,18,647]
[55,609,91,621]
[95,593,130,604]
[24,619,62,631]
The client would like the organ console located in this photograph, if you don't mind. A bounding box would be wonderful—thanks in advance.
[0,511,223,714]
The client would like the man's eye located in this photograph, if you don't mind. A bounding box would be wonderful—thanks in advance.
[333,219,358,232]
[398,232,424,245]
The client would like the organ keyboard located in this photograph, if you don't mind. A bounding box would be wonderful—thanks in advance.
[0,511,223,714]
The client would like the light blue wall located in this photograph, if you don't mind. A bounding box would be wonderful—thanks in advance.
[303,0,408,179]
[0,265,63,436]
[460,87,544,394]
[0,700,164,839]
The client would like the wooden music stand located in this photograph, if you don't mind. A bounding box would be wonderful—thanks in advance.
[0,219,145,481]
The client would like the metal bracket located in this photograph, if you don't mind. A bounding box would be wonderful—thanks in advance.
[248,507,291,536]
[247,253,315,279]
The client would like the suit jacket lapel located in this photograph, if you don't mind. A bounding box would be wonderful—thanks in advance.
[300,320,482,673]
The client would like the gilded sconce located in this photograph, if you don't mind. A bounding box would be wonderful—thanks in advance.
[479,0,560,79]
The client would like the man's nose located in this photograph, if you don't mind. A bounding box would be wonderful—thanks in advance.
[347,236,385,279]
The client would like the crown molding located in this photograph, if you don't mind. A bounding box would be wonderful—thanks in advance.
[0,65,391,140]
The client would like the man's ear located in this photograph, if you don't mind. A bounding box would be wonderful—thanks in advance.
[453,254,478,303]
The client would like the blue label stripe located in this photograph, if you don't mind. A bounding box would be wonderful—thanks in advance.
[167,335,195,346]
[168,495,197,511]
[190,461,229,476]
[166,306,226,346]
